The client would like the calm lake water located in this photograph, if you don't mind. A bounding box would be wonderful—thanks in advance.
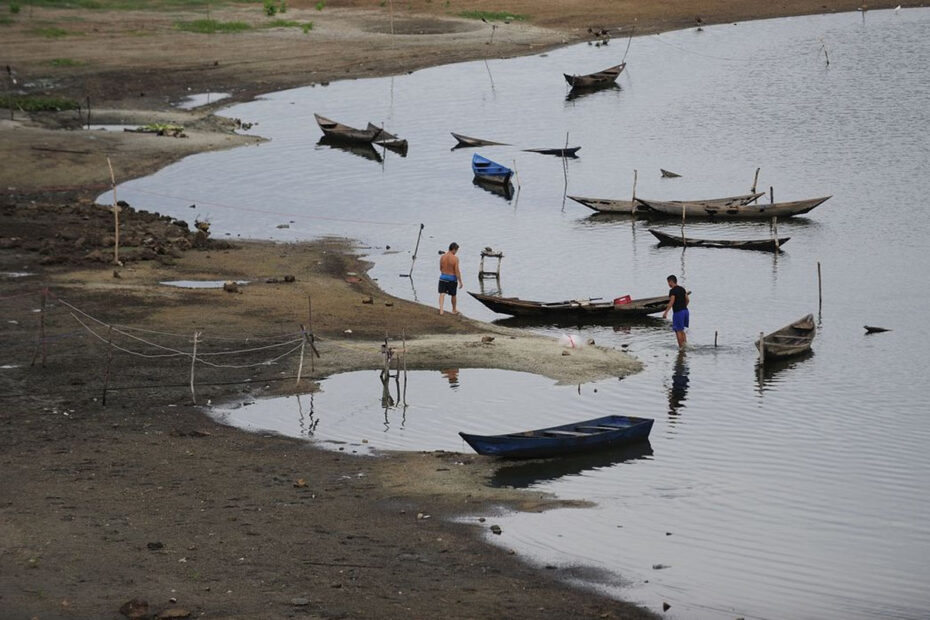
[115,9,930,619]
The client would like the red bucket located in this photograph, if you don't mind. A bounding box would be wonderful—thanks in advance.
[613,295,632,305]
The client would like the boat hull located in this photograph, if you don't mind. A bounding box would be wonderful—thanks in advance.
[564,63,626,89]
[649,229,790,252]
[756,314,816,360]
[469,292,667,318]
[636,196,831,219]
[472,154,514,185]
[459,415,653,458]
[569,192,764,215]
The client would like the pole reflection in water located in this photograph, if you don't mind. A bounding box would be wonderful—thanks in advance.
[755,350,814,395]
[296,392,318,437]
[667,349,690,419]
[379,368,408,430]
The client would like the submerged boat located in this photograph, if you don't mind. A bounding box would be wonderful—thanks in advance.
[636,196,831,219]
[568,192,764,215]
[314,113,382,143]
[366,123,408,154]
[451,132,508,148]
[523,146,581,158]
[459,414,654,458]
[649,228,790,252]
[471,153,513,185]
[469,291,667,318]
[564,62,626,89]
[756,314,816,360]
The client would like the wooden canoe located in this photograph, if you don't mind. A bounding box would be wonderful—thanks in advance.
[568,192,764,215]
[366,123,408,154]
[523,146,581,158]
[756,314,816,360]
[564,62,626,88]
[660,168,682,178]
[451,132,508,148]
[649,228,790,252]
[314,113,382,143]
[469,291,667,318]
[459,414,653,459]
[471,153,513,185]
[636,196,831,219]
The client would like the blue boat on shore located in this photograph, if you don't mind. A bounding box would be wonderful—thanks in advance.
[472,153,514,185]
[459,414,653,459]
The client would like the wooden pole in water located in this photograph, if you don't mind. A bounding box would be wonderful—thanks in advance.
[102,325,113,405]
[772,216,779,251]
[189,331,200,405]
[106,157,120,265]
[751,167,760,194]
[512,159,521,190]
[402,328,407,406]
[714,330,718,348]
[681,204,686,245]
[758,331,765,364]
[406,223,424,277]
[817,261,823,311]
[769,186,774,204]
[295,324,306,387]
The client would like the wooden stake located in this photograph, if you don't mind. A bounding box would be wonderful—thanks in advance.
[758,331,765,364]
[512,159,521,190]
[102,325,113,405]
[752,167,760,194]
[405,223,424,277]
[295,327,306,387]
[714,330,718,347]
[772,216,779,251]
[817,261,823,311]
[769,186,774,204]
[681,204,686,243]
[190,331,200,404]
[106,157,120,265]
[402,329,407,406]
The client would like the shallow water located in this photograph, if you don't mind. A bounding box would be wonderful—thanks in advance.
[119,8,930,619]
[173,92,230,109]
[159,279,248,289]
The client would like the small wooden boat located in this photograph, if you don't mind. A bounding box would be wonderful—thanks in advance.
[864,325,891,334]
[649,229,790,252]
[523,146,581,158]
[756,314,816,360]
[564,62,626,89]
[636,196,831,219]
[314,113,382,143]
[451,132,508,148]
[459,414,653,459]
[469,291,667,318]
[568,192,764,215]
[366,123,408,154]
[660,168,682,178]
[472,153,513,185]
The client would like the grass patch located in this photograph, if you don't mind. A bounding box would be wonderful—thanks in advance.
[262,19,313,32]
[175,19,251,34]
[7,0,253,8]
[457,10,526,22]
[8,95,80,112]
[33,26,75,37]
[0,16,13,25]
[49,58,86,66]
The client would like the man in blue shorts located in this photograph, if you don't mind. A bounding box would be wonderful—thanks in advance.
[438,242,463,315]
[662,274,689,348]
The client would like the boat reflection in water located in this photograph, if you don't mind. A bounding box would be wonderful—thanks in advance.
[473,177,515,201]
[668,350,690,419]
[316,136,382,163]
[755,350,814,394]
[489,441,653,489]
[565,82,621,103]
[440,368,460,389]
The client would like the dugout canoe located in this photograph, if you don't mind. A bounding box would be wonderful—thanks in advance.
[649,228,790,252]
[523,146,581,158]
[756,314,816,360]
[567,191,765,215]
[564,62,626,88]
[636,196,832,219]
[459,414,654,459]
[451,132,508,148]
[314,113,382,143]
[366,123,408,154]
[469,291,667,318]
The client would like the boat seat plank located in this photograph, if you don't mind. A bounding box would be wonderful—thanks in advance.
[543,430,594,437]
[576,425,626,432]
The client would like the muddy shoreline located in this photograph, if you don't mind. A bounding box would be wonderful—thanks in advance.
[1,2,915,618]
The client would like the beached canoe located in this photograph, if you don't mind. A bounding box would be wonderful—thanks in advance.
[314,113,382,143]
[756,314,816,360]
[649,228,790,252]
[523,146,581,157]
[469,291,667,318]
[451,132,508,148]
[564,63,626,89]
[636,196,831,219]
[472,153,513,185]
[568,192,765,215]
[459,414,654,458]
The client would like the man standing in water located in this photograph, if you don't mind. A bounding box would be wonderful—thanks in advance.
[662,274,689,348]
[438,242,463,315]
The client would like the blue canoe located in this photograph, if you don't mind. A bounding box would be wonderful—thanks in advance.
[459,414,653,459]
[472,153,514,185]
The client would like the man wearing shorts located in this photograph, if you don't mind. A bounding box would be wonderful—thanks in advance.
[662,274,690,348]
[438,242,463,315]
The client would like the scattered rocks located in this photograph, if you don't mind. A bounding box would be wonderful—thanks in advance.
[490,524,502,535]
[146,541,164,550]
[290,597,310,606]
[156,608,191,619]
[481,336,494,343]
[222,281,239,293]
[362,296,373,304]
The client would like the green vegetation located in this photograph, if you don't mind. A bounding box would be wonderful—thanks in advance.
[8,95,80,112]
[0,16,13,25]
[314,1,324,11]
[262,0,286,16]
[175,19,251,34]
[261,18,312,32]
[32,26,75,37]
[9,2,21,14]
[458,10,526,22]
[301,21,312,33]
[49,57,86,66]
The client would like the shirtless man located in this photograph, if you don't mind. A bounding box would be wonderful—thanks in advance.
[438,242,463,315]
